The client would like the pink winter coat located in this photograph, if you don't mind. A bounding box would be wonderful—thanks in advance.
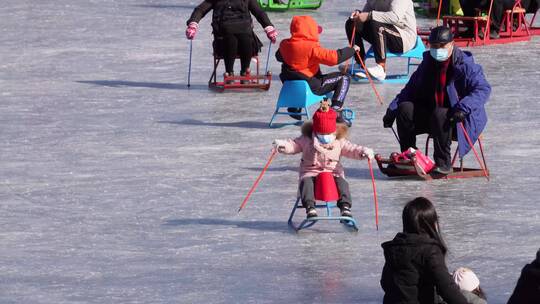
[279,123,370,180]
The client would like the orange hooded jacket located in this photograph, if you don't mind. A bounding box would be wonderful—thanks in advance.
[278,16,344,78]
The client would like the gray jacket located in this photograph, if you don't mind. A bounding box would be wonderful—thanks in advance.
[438,290,487,304]
[362,0,417,52]
[461,290,487,304]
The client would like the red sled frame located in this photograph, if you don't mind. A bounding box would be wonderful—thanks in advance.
[208,55,272,92]
[418,0,531,47]
[375,133,489,180]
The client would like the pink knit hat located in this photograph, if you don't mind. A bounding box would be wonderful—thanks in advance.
[453,267,480,291]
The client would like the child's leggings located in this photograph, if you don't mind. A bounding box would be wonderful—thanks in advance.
[309,72,351,109]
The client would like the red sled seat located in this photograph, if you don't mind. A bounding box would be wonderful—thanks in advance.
[441,0,531,46]
[499,2,530,38]
[208,54,272,91]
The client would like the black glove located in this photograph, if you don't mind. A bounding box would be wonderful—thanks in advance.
[450,110,466,125]
[383,109,396,128]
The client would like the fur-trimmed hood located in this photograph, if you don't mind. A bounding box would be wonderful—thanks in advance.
[301,121,349,139]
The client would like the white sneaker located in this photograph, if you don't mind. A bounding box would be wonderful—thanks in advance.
[367,64,386,81]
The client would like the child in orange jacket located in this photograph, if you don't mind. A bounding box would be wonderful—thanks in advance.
[276,15,359,125]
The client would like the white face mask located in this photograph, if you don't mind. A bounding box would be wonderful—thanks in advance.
[316,133,336,144]
[430,48,450,62]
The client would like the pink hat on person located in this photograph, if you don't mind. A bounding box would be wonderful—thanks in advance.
[452,267,480,291]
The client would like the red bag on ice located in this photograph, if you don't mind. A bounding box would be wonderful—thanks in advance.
[392,148,435,175]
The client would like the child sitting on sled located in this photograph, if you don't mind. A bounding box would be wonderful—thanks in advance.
[272,101,374,218]
[275,15,360,125]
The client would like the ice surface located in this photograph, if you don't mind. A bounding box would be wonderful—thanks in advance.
[1,0,539,303]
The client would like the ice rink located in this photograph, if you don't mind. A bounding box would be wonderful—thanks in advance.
[1,0,539,303]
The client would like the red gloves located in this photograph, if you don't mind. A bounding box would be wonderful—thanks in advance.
[264,26,278,44]
[185,22,198,40]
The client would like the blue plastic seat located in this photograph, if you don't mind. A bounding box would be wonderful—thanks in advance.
[269,80,330,127]
[360,36,426,84]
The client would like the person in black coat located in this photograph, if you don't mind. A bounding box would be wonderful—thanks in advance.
[185,0,277,78]
[521,0,540,13]
[507,249,540,304]
[380,197,468,304]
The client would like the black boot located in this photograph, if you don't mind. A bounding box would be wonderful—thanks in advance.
[287,107,302,120]
[240,69,250,85]
[433,166,453,175]
[306,207,318,218]
[331,99,344,110]
[340,206,352,217]
[224,72,234,84]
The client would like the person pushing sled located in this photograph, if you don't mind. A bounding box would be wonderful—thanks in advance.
[272,101,375,220]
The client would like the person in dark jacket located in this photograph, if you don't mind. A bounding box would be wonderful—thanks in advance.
[381,197,468,304]
[276,15,358,124]
[522,0,540,12]
[507,249,540,304]
[185,0,277,78]
[382,26,490,175]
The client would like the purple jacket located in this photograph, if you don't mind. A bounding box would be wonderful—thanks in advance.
[388,47,491,158]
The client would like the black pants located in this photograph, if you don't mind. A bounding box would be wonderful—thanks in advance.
[299,176,352,210]
[308,72,351,109]
[521,0,539,13]
[459,0,489,17]
[490,0,516,32]
[396,101,455,169]
[345,19,404,64]
[222,33,253,74]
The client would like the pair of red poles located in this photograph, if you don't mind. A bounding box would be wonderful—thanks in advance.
[237,22,384,229]
[237,149,381,230]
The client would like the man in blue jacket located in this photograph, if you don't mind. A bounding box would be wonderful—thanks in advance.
[382,26,491,175]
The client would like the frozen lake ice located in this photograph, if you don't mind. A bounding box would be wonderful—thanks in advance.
[1,0,539,303]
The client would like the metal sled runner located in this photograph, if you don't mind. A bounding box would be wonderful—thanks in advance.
[288,199,358,231]
[287,172,358,232]
[376,130,489,180]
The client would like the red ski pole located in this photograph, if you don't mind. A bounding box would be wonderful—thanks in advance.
[483,0,495,41]
[436,0,443,26]
[367,158,379,230]
[237,149,278,213]
[459,123,489,181]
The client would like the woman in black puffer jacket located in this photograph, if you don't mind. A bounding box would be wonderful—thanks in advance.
[380,197,468,304]
[185,0,277,78]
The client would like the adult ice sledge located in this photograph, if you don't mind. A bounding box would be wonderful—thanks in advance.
[185,0,277,91]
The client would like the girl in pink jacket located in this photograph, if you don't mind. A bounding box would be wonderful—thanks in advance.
[273,103,374,219]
